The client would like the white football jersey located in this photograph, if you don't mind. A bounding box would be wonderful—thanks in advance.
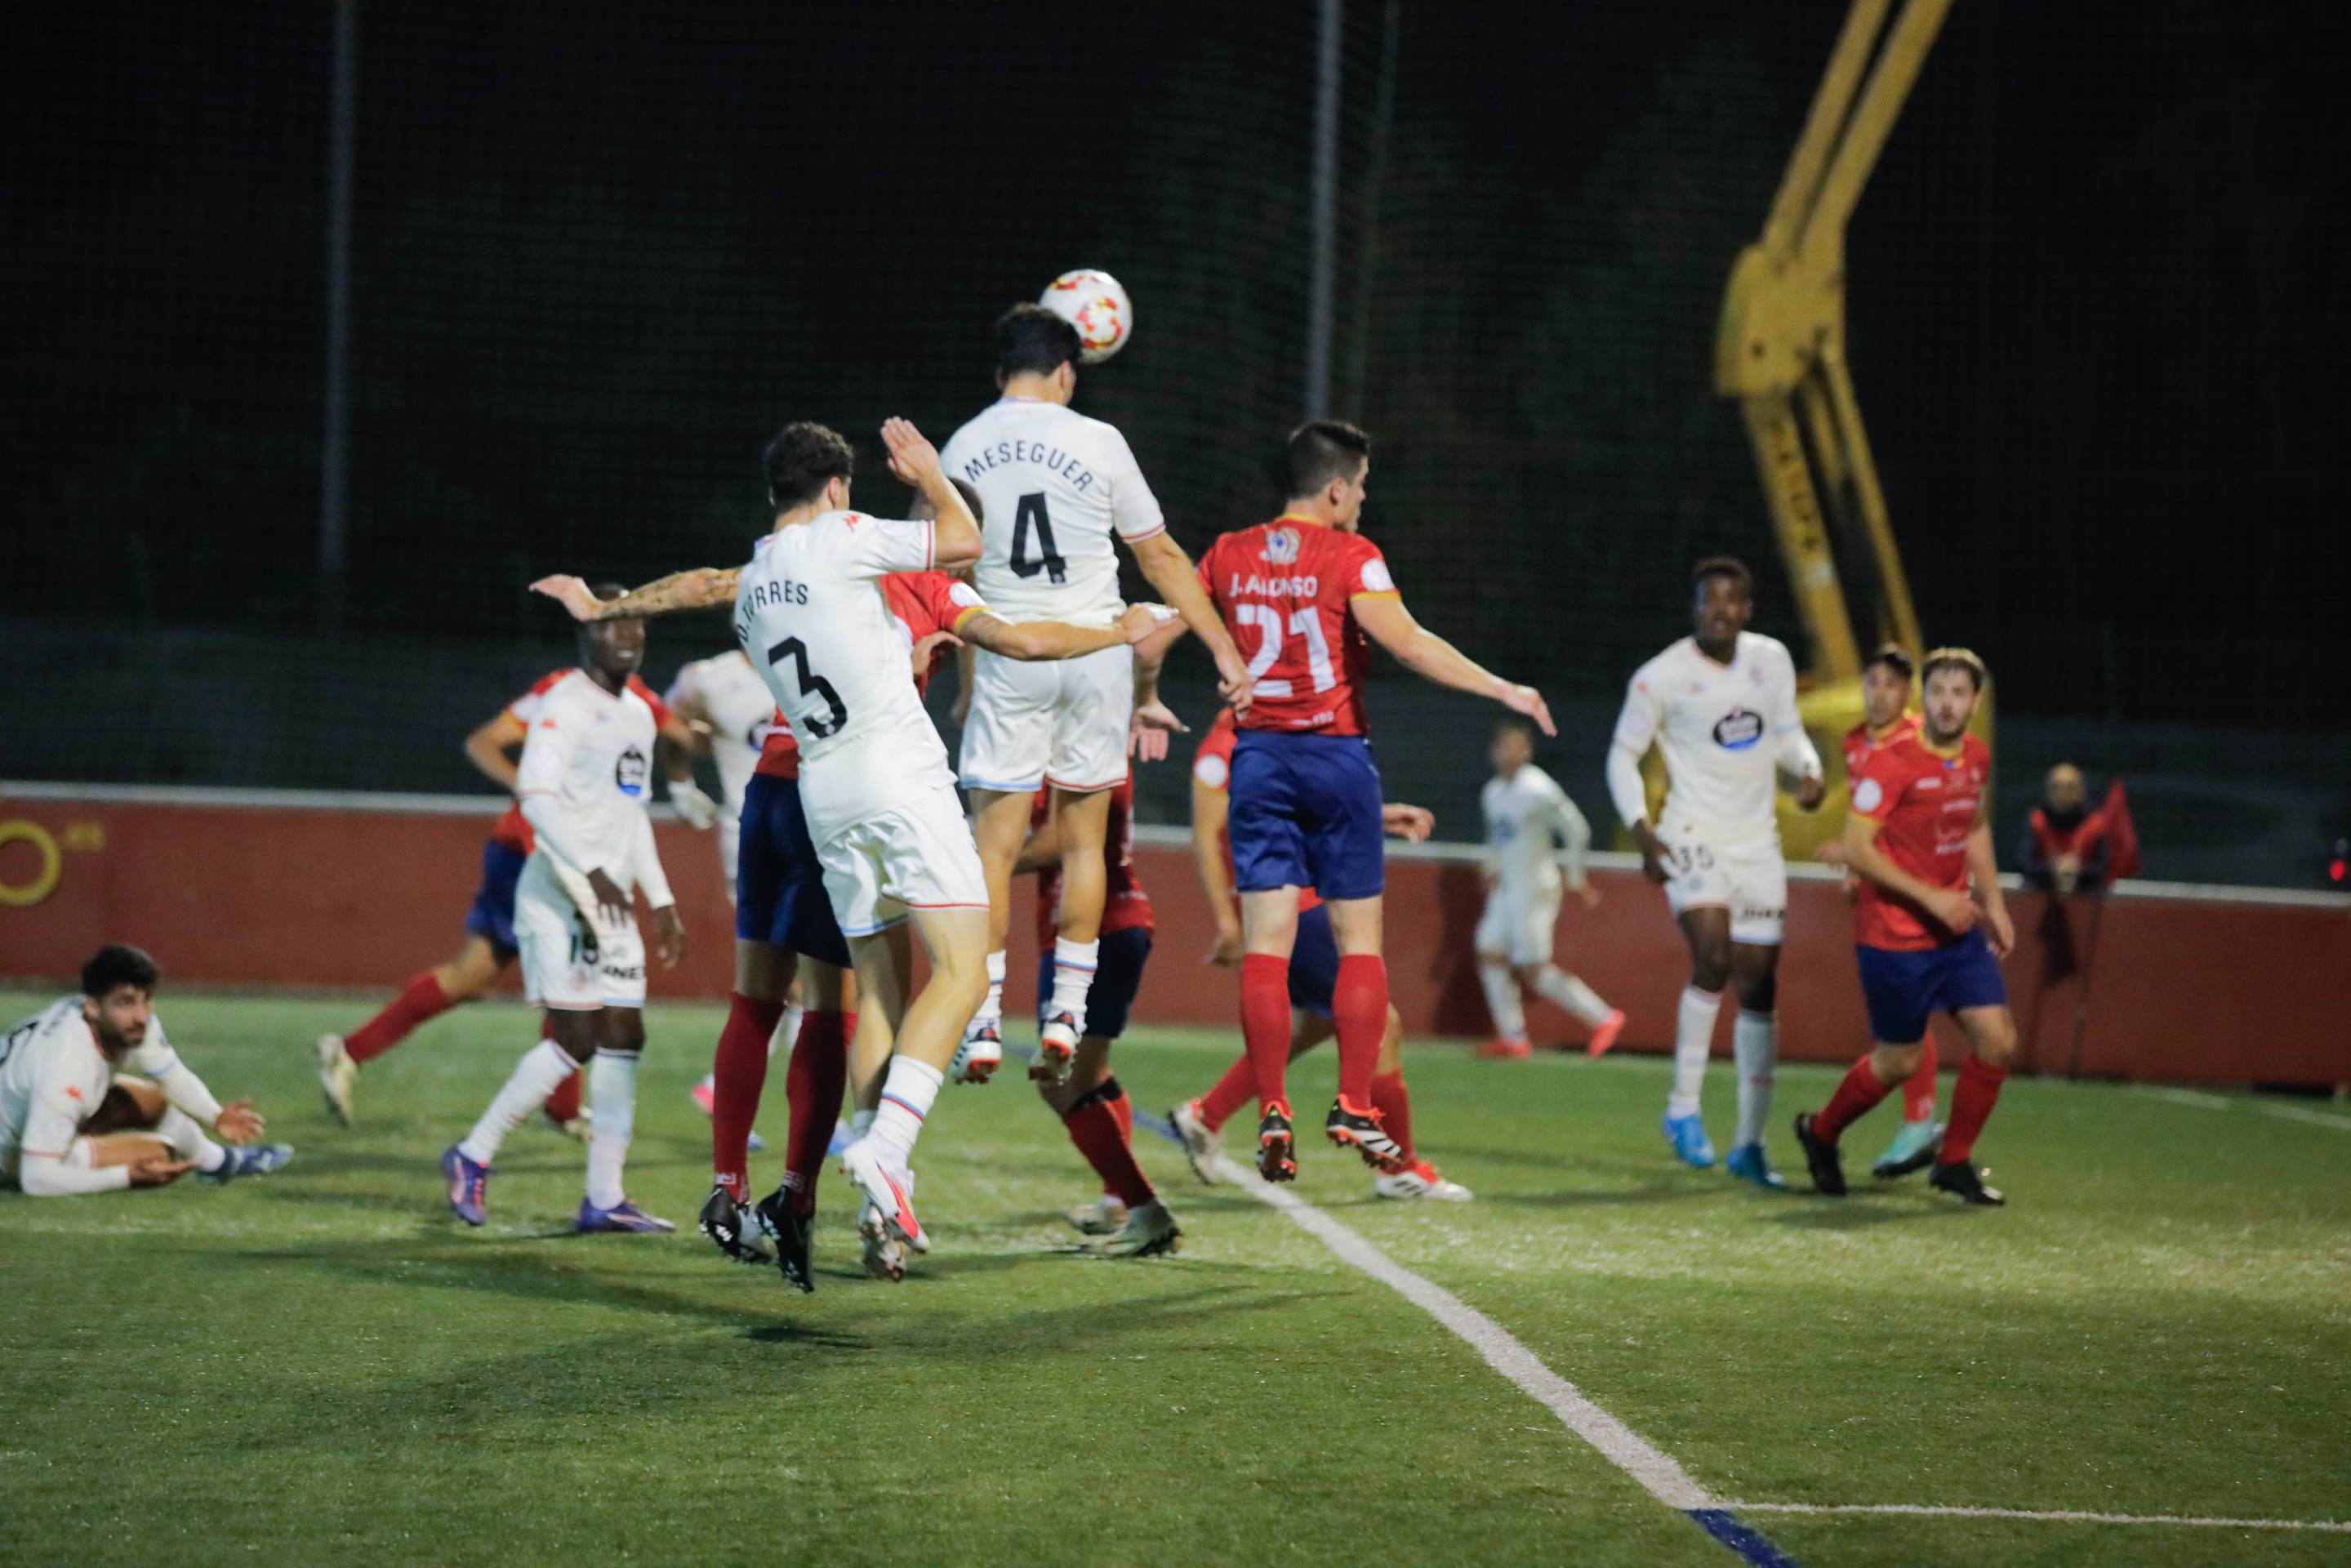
[1611,632,1810,841]
[732,512,955,844]
[1481,764,1590,896]
[666,651,772,809]
[0,999,181,1173]
[940,397,1166,627]
[514,669,663,891]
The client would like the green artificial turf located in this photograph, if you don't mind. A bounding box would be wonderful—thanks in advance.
[2,988,2345,1566]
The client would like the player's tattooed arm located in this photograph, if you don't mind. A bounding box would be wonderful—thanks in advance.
[531,568,741,622]
[1354,594,1555,736]
[464,709,529,793]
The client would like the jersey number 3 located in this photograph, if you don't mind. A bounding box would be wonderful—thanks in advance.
[766,636,848,739]
[1235,605,1336,697]
[1010,492,1068,585]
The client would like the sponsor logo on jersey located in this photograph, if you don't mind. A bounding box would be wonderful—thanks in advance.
[1712,708,1765,750]
[1262,527,1301,564]
[614,746,649,798]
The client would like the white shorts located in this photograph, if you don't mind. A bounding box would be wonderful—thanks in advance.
[514,854,648,1009]
[959,643,1133,795]
[1476,886,1562,968]
[817,785,991,938]
[1656,822,1787,946]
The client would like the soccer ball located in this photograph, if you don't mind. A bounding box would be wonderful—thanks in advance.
[1040,270,1132,364]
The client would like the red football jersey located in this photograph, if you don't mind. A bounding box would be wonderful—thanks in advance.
[1191,710,1324,912]
[754,570,986,780]
[492,670,672,849]
[1198,515,1396,736]
[1849,730,1992,951]
[1841,713,1920,781]
[1031,774,1154,943]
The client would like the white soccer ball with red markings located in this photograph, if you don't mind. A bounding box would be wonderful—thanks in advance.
[1040,269,1133,364]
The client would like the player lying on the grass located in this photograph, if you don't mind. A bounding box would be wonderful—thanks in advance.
[439,600,688,1233]
[1014,771,1182,1257]
[2,944,291,1196]
[1169,707,1468,1200]
[1814,643,1944,1177]
[1475,719,1626,1061]
[1795,648,2018,1207]
[316,657,711,1136]
[1605,555,1825,1188]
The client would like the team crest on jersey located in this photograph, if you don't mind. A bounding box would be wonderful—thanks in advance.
[1262,528,1302,565]
[1712,708,1764,750]
[614,745,649,798]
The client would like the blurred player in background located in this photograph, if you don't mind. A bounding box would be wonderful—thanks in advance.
[1606,557,1824,1188]
[1473,720,1625,1060]
[1196,420,1552,1181]
[315,653,710,1132]
[1797,648,2018,1206]
[1814,644,1943,1177]
[942,304,1249,1090]
[3,944,292,1197]
[1169,706,1467,1200]
[439,601,687,1232]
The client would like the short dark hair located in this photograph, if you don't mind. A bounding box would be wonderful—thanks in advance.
[995,303,1082,379]
[1691,555,1753,599]
[82,942,160,999]
[764,421,855,510]
[1921,645,1988,692]
[1863,644,1915,682]
[1285,419,1371,500]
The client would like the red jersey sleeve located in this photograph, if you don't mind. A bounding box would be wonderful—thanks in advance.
[1849,743,1909,824]
[625,674,674,729]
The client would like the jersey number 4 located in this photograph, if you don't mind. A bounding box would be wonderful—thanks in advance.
[765,636,848,739]
[1009,492,1068,585]
[1235,605,1336,697]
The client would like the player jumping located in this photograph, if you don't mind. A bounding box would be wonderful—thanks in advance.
[1473,720,1626,1059]
[1795,648,2018,1206]
[1605,556,1824,1188]
[942,304,1249,1090]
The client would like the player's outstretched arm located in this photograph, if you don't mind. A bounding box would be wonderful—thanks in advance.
[1843,814,1976,933]
[1129,532,1252,714]
[1353,594,1553,735]
[881,418,980,568]
[958,604,1169,663]
[532,568,740,622]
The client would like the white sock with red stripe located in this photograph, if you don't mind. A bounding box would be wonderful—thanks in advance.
[1477,959,1526,1041]
[1047,937,1099,1034]
[459,1039,576,1166]
[870,1057,945,1165]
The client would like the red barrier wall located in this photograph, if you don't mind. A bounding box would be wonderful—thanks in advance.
[4,791,2344,1086]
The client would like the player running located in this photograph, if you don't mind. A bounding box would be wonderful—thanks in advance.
[439,605,687,1233]
[1795,648,2018,1206]
[315,659,709,1131]
[1473,720,1626,1060]
[942,303,1250,1091]
[1168,707,1468,1200]
[1605,556,1825,1188]
[1197,419,1552,1182]
[4,945,292,1197]
[1814,644,1944,1178]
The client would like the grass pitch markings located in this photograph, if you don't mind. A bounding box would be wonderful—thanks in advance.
[2258,1102,2351,1133]
[1731,1502,2351,1534]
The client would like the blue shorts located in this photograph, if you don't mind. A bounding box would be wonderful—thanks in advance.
[461,840,528,960]
[1856,929,2008,1045]
[1035,926,1152,1041]
[1287,903,1341,1018]
[734,773,852,969]
[1227,730,1386,902]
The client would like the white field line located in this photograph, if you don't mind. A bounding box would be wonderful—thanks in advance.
[2258,1102,2351,1133]
[2139,1086,2229,1110]
[1730,1502,2351,1534]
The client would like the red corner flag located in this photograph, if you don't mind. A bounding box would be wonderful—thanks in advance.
[2102,780,2142,881]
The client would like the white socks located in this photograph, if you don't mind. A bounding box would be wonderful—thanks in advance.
[586,1049,639,1208]
[1477,960,1526,1040]
[1532,966,1612,1027]
[976,951,1007,1035]
[869,1057,945,1165]
[1047,938,1098,1034]
[1668,985,1721,1119]
[157,1108,226,1174]
[1733,1011,1776,1151]
[460,1039,577,1165]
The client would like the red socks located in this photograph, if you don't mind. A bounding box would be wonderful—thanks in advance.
[710,992,786,1200]
[1197,1054,1258,1133]
[1940,1054,2009,1164]
[1331,955,1388,1110]
[345,971,452,1064]
[1814,1055,1892,1143]
[1063,1080,1155,1209]
[1902,1036,1939,1121]
[1369,1069,1414,1162]
[1107,1090,1133,1144]
[1240,953,1293,1114]
[782,1009,852,1216]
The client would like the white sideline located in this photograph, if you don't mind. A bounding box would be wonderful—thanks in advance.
[2259,1103,2351,1133]
[1730,1502,2351,1534]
